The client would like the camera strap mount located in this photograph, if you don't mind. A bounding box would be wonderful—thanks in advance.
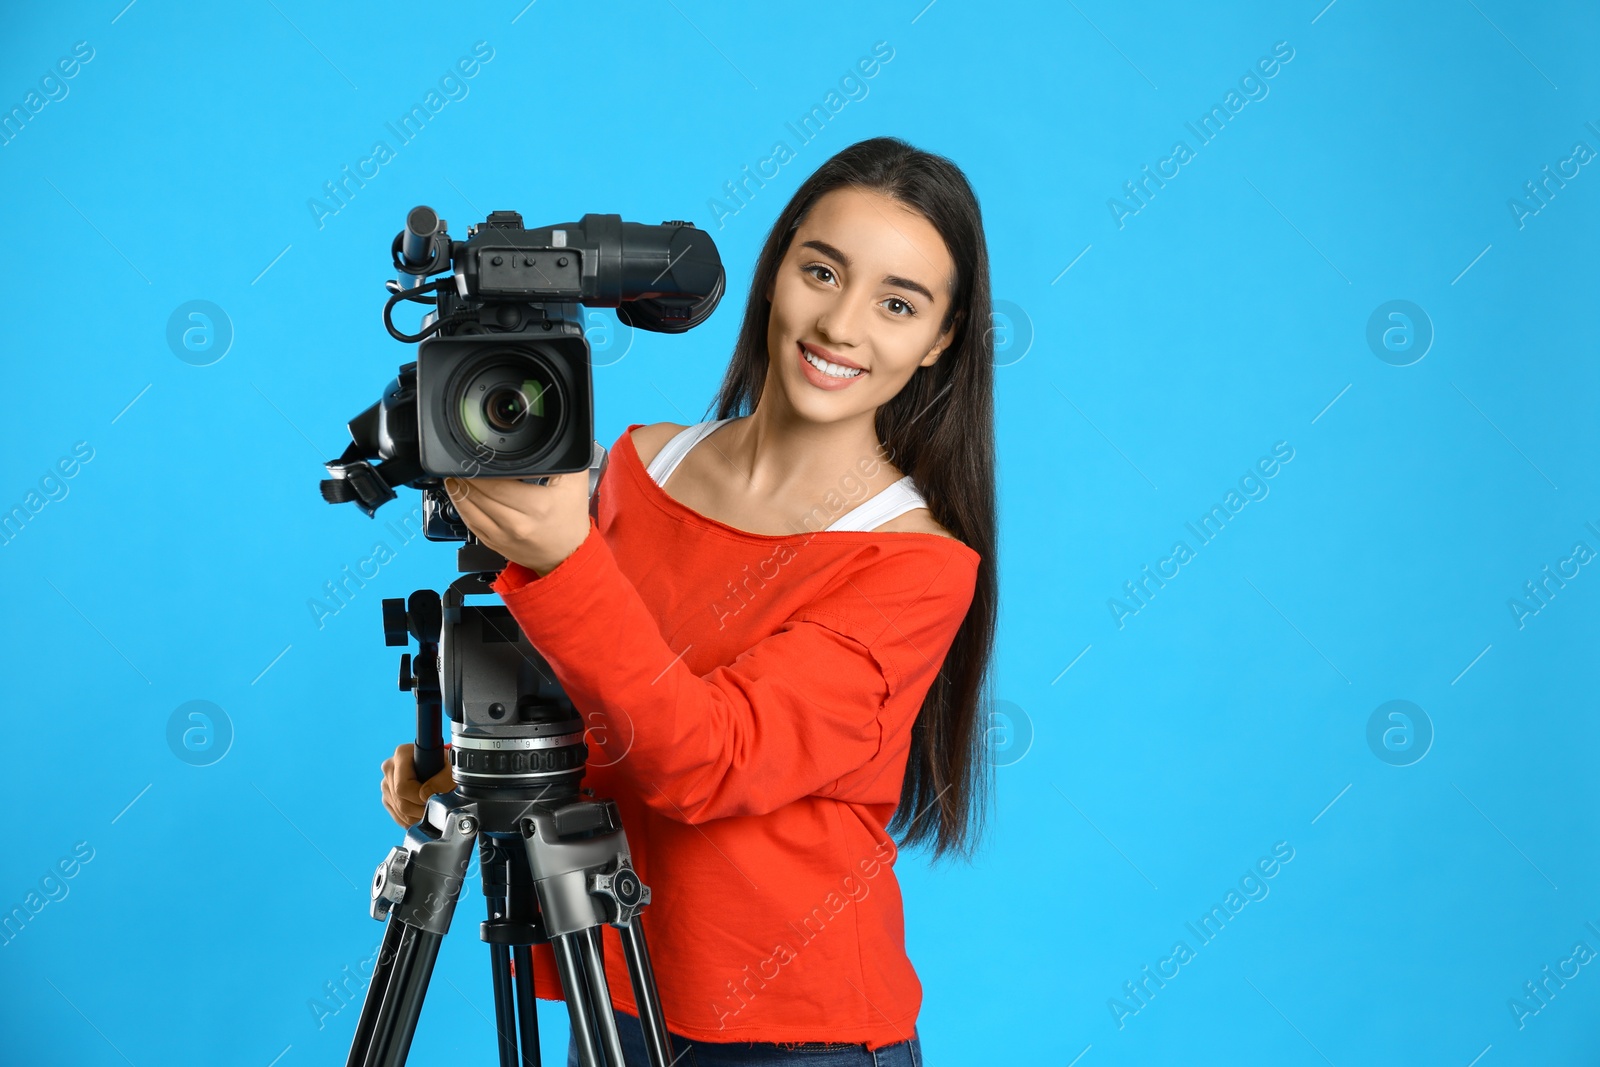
[321,443,422,517]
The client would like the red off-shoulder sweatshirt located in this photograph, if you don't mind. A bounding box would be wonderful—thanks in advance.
[488,425,979,1049]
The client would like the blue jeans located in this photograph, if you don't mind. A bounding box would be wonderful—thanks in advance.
[565,1005,923,1067]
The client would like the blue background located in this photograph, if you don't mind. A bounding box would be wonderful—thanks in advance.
[2,1,1597,1064]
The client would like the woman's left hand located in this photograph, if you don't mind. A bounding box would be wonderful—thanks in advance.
[443,472,591,576]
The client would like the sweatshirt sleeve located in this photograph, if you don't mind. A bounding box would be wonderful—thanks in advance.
[490,523,977,824]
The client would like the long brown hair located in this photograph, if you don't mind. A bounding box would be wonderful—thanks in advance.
[708,136,997,861]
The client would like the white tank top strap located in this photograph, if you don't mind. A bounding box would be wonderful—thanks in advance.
[645,419,732,486]
[647,421,928,532]
[825,476,928,532]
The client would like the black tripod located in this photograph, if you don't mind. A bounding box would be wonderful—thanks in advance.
[345,522,673,1067]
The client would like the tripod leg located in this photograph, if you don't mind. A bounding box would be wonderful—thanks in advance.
[357,923,421,1067]
[489,942,518,1067]
[618,920,672,1067]
[552,931,614,1067]
[491,835,543,1066]
[513,946,541,1065]
[379,930,444,1067]
[578,928,629,1067]
[347,914,406,1066]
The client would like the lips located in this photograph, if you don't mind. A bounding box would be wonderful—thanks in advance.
[800,341,865,371]
[797,341,867,391]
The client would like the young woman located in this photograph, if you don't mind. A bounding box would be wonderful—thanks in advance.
[381,136,998,1066]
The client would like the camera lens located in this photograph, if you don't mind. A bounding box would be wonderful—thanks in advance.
[451,348,566,466]
[484,386,529,432]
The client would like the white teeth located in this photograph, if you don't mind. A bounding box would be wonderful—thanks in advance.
[802,347,863,379]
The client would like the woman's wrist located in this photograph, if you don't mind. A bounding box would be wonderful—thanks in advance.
[493,520,601,594]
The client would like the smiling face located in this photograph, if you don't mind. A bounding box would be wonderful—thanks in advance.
[763,185,958,426]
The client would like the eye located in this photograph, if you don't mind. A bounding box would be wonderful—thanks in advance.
[801,263,837,285]
[802,262,917,317]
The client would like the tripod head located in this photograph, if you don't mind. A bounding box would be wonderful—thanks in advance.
[384,483,594,800]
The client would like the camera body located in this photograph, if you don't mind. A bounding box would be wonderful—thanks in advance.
[321,206,724,528]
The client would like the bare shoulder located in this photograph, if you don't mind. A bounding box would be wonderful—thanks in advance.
[873,507,960,540]
[629,422,689,469]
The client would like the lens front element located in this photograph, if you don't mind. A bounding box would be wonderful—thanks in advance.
[453,351,565,465]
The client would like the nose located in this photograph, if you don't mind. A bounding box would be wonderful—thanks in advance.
[815,291,869,350]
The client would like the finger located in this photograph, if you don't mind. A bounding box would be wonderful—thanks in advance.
[444,479,524,518]
[455,475,558,508]
[410,779,431,806]
[399,792,425,823]
[443,479,494,529]
[420,762,455,797]
[442,490,499,549]
[447,478,529,530]
[443,478,479,513]
[445,476,505,507]
[444,474,490,497]
[390,749,417,789]
[385,780,412,812]
[442,481,491,532]
[446,476,518,510]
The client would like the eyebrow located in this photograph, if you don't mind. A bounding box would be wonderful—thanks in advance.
[799,239,937,304]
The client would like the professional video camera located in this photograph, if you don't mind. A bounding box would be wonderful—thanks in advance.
[320,205,725,528]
